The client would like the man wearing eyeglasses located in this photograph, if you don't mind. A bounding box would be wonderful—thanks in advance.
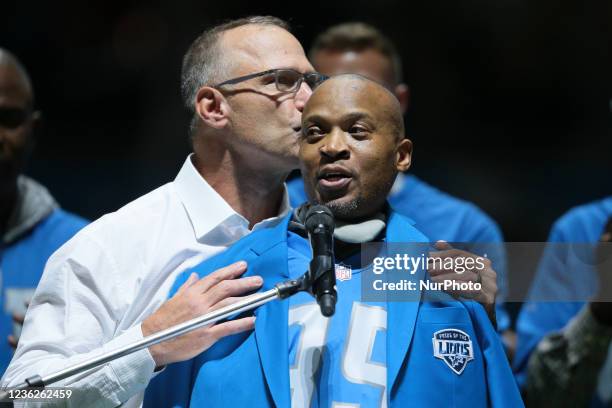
[2,16,325,407]
[0,49,87,375]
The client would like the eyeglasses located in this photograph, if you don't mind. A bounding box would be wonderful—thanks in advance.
[214,68,328,93]
[0,108,31,129]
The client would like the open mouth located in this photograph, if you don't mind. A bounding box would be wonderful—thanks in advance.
[317,166,353,190]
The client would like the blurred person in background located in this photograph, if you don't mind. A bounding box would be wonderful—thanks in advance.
[515,200,612,407]
[0,49,87,374]
[287,22,513,349]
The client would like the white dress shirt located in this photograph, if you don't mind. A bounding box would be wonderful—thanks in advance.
[1,155,290,407]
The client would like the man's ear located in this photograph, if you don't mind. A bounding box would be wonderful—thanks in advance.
[27,110,42,151]
[395,137,412,172]
[31,110,42,131]
[194,86,229,129]
[394,83,410,115]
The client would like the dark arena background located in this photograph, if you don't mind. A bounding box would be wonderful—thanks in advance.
[3,0,612,313]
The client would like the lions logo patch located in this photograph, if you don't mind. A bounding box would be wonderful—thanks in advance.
[432,329,474,375]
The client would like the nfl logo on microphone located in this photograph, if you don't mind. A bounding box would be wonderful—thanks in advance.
[335,263,352,281]
[432,329,475,375]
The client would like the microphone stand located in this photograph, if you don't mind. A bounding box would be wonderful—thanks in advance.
[0,275,311,402]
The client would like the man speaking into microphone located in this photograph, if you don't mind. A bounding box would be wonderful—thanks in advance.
[168,74,522,407]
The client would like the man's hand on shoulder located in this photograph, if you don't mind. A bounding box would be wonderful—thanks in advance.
[142,261,263,367]
[427,241,498,326]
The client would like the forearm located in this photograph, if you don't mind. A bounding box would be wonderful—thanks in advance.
[3,324,155,408]
[524,304,612,407]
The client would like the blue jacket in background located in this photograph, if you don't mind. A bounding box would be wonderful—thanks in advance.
[162,210,522,407]
[514,196,612,388]
[0,203,87,374]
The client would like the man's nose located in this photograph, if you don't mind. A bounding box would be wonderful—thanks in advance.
[320,129,350,160]
[294,81,313,112]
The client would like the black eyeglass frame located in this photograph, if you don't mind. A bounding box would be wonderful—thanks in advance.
[213,68,328,93]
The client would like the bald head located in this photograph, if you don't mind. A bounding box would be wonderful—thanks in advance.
[0,49,34,109]
[304,74,404,139]
[219,24,303,73]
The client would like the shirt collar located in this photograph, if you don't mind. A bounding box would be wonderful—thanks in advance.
[173,154,291,243]
[252,185,291,231]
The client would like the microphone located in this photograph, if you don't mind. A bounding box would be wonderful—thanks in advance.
[304,205,337,317]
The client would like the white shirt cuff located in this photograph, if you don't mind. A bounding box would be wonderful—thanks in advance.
[103,324,156,402]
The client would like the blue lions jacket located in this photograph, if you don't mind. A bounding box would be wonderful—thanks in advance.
[166,211,522,407]
[287,174,511,333]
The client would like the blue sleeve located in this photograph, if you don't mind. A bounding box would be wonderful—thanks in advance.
[467,302,524,407]
[491,240,510,334]
[43,209,88,252]
[513,221,585,387]
[461,206,504,244]
[495,305,511,334]
[54,209,88,235]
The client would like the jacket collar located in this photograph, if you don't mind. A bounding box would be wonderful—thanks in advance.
[174,154,291,245]
[251,213,292,407]
[385,210,426,395]
[248,210,426,404]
